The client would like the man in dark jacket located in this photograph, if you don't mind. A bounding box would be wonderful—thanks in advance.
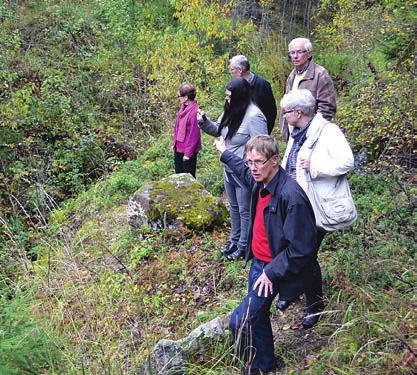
[214,135,318,375]
[280,37,337,141]
[230,55,277,135]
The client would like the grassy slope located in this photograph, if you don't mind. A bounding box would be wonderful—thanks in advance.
[2,0,415,373]
[29,132,244,373]
[24,128,416,374]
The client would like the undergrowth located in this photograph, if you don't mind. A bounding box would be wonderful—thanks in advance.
[0,285,62,374]
[275,172,416,374]
[1,0,415,373]
[15,139,416,374]
[18,128,245,373]
[3,117,415,374]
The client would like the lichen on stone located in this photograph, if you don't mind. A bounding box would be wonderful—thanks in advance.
[128,173,228,232]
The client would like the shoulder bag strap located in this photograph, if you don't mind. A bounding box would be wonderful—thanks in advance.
[305,121,328,183]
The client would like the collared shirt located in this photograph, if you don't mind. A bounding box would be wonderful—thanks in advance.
[247,71,255,85]
[295,59,311,75]
[286,119,313,179]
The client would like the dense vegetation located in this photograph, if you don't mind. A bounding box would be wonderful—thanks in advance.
[0,0,415,374]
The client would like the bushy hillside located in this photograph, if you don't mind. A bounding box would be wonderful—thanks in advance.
[1,0,284,253]
[9,134,416,374]
[1,0,416,374]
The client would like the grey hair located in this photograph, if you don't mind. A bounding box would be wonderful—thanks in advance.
[288,37,313,53]
[230,55,250,71]
[280,89,316,117]
[245,135,279,160]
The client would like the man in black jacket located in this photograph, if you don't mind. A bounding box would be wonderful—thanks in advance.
[214,135,318,375]
[230,55,277,135]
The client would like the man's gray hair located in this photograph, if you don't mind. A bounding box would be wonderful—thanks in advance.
[280,89,316,117]
[230,55,250,72]
[288,37,313,53]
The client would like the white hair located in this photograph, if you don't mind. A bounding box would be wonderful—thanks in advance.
[288,37,313,53]
[229,55,250,71]
[280,89,316,116]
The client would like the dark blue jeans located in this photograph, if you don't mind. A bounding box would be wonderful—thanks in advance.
[229,258,280,373]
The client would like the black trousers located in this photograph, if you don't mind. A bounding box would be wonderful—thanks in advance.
[174,150,197,178]
[304,228,326,312]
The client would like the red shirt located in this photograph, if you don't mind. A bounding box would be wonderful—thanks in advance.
[252,189,273,262]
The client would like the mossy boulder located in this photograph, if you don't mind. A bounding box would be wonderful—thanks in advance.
[127,173,228,231]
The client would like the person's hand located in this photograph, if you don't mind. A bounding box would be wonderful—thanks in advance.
[214,137,226,154]
[197,109,207,123]
[299,157,311,171]
[253,271,273,297]
[183,156,190,161]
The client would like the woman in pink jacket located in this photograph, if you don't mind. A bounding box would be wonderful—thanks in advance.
[172,83,202,178]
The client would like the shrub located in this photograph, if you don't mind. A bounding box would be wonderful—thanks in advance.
[337,71,414,170]
[0,290,62,374]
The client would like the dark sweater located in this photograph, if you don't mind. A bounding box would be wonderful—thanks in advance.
[250,73,277,135]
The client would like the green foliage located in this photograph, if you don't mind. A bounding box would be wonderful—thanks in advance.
[0,290,62,374]
[314,0,415,171]
[302,172,416,373]
[197,134,225,196]
[314,0,416,83]
[337,71,414,169]
[130,235,160,267]
[0,0,256,255]
[1,0,415,374]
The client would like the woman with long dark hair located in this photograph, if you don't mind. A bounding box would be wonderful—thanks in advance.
[198,77,268,260]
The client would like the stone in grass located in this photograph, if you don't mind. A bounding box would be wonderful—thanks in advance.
[144,314,230,375]
[127,173,228,232]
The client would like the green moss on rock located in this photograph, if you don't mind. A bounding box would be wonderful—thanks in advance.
[135,173,228,231]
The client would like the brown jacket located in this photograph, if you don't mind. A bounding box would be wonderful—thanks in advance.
[280,61,337,141]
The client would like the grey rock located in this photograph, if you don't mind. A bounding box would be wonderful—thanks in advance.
[143,314,230,375]
[127,173,228,232]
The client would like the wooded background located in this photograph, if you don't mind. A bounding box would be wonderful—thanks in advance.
[0,1,415,374]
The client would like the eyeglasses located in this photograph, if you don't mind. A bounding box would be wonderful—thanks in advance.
[288,49,308,57]
[282,109,298,115]
[246,155,276,167]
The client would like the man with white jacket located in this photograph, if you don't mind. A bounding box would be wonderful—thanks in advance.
[278,89,354,328]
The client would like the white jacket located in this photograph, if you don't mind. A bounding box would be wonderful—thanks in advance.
[281,113,354,197]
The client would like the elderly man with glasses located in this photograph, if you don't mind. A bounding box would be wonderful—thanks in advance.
[280,37,337,142]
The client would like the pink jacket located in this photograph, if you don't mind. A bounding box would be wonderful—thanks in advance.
[173,100,202,158]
